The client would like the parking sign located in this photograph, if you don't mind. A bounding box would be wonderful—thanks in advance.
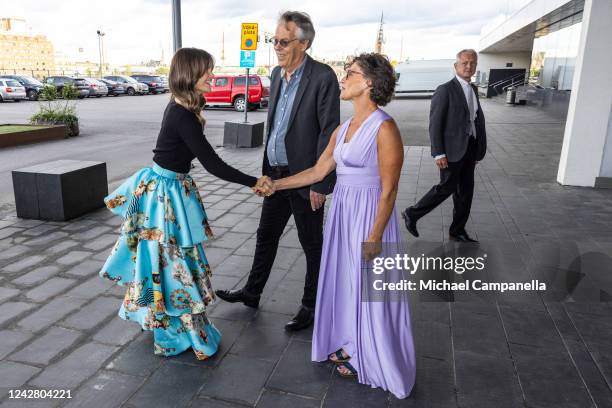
[241,23,258,51]
[240,50,256,68]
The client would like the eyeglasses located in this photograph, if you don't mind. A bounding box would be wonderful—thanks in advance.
[345,69,365,79]
[270,37,299,48]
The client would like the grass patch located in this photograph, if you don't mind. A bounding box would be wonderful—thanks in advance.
[0,125,55,134]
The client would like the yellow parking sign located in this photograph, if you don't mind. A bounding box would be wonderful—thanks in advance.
[241,23,258,51]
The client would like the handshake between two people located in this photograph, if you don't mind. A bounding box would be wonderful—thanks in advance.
[252,176,276,197]
[251,175,326,211]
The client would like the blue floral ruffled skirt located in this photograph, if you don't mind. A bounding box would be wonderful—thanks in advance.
[100,163,221,360]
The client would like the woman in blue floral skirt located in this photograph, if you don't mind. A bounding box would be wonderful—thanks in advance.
[100,48,271,360]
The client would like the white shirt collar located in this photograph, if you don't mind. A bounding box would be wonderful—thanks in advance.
[455,74,478,116]
[455,74,471,87]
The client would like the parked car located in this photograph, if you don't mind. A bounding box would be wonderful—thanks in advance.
[136,82,150,94]
[130,74,167,94]
[83,78,108,97]
[44,76,90,98]
[0,74,44,101]
[98,78,125,96]
[0,78,27,102]
[203,75,269,111]
[159,76,169,92]
[103,75,146,96]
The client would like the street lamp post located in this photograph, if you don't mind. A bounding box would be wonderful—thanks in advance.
[96,30,105,76]
[264,32,273,74]
[172,0,182,53]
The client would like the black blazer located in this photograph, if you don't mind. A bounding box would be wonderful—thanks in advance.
[263,54,340,200]
[429,77,487,162]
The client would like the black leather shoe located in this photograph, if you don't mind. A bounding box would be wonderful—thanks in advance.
[401,208,419,238]
[285,306,314,332]
[215,288,260,308]
[449,232,479,243]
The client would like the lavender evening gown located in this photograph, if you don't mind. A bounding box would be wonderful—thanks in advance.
[311,108,416,399]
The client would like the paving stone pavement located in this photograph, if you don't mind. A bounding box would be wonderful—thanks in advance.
[0,98,611,408]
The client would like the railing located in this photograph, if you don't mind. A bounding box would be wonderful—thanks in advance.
[0,69,82,80]
[0,69,128,80]
[502,76,528,92]
[489,72,528,96]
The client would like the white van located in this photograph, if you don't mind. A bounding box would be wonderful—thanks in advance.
[394,59,455,97]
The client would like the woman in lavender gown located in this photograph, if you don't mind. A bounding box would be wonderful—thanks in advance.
[269,53,416,399]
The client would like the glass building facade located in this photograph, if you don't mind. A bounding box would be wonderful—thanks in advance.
[529,11,583,90]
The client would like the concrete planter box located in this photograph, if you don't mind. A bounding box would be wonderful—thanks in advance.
[223,121,264,148]
[0,124,67,148]
[12,160,108,221]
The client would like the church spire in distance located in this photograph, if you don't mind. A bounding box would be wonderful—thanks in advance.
[375,12,384,54]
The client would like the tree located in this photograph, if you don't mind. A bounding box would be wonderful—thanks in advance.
[155,66,169,75]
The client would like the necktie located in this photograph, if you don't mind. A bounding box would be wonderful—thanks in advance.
[467,85,477,138]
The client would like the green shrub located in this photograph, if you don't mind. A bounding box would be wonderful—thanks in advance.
[40,84,58,101]
[30,82,80,136]
[62,83,80,100]
[30,109,77,126]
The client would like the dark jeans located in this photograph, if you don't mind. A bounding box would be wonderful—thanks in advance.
[409,138,477,236]
[244,166,324,309]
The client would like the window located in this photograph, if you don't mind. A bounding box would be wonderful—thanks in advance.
[6,80,20,87]
[234,77,259,86]
[529,14,582,90]
[215,78,228,87]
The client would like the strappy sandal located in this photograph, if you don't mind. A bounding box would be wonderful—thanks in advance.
[336,361,358,378]
[328,349,350,364]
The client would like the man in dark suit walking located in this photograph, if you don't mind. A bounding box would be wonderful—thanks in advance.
[216,11,340,331]
[402,49,486,242]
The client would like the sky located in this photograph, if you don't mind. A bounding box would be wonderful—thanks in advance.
[1,0,532,67]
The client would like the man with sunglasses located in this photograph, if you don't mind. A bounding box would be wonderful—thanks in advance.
[216,11,340,331]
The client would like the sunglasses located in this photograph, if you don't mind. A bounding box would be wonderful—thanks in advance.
[345,69,366,79]
[270,37,299,48]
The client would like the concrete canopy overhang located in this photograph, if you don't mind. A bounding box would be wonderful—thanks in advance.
[479,0,585,53]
